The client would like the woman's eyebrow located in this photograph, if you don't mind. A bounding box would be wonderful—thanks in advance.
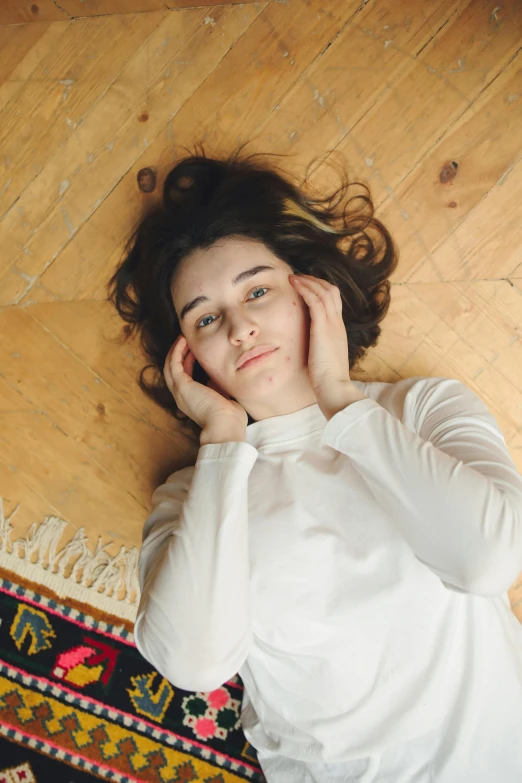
[179,265,276,321]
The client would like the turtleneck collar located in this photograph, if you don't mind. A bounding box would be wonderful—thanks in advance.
[245,380,366,450]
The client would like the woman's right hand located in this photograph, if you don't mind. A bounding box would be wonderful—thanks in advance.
[163,335,248,431]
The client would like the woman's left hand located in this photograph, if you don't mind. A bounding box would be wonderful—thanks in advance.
[289,273,364,420]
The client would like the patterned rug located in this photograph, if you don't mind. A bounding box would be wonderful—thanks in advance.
[0,569,266,783]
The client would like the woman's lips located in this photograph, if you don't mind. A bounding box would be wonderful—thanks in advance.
[238,347,278,370]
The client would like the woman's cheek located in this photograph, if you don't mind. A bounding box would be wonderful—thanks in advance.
[197,352,220,379]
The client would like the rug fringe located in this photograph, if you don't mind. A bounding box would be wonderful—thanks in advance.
[0,497,140,622]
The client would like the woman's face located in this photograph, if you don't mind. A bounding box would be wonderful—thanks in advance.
[170,236,318,422]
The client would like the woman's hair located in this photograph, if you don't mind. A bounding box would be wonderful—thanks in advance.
[106,140,399,443]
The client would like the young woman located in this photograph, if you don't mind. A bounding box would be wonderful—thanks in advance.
[107,142,522,782]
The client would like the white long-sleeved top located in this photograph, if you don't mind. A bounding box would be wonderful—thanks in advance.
[134,375,522,781]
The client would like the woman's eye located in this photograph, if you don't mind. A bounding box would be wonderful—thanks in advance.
[196,288,269,329]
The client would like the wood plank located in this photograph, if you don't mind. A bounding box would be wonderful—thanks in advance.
[380,58,522,283]
[20,298,200,468]
[0,307,195,506]
[0,375,147,545]
[4,0,362,304]
[252,0,465,185]
[0,3,264,304]
[0,2,67,26]
[331,0,522,207]
[0,11,165,260]
[0,0,252,27]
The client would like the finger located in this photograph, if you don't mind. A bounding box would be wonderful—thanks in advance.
[293,277,340,317]
[174,340,194,376]
[164,336,183,374]
[183,350,196,378]
[294,274,330,289]
[172,336,190,366]
[166,336,190,383]
[293,274,338,299]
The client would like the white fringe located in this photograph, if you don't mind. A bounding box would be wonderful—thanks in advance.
[0,497,140,623]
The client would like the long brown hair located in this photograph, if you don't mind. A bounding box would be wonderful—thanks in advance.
[106,141,399,442]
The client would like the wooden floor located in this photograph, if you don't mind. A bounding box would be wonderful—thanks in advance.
[1,0,521,619]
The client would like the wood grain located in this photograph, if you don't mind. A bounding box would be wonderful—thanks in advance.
[1,0,521,619]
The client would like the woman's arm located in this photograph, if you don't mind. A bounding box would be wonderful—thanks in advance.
[321,376,522,596]
[134,440,258,692]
